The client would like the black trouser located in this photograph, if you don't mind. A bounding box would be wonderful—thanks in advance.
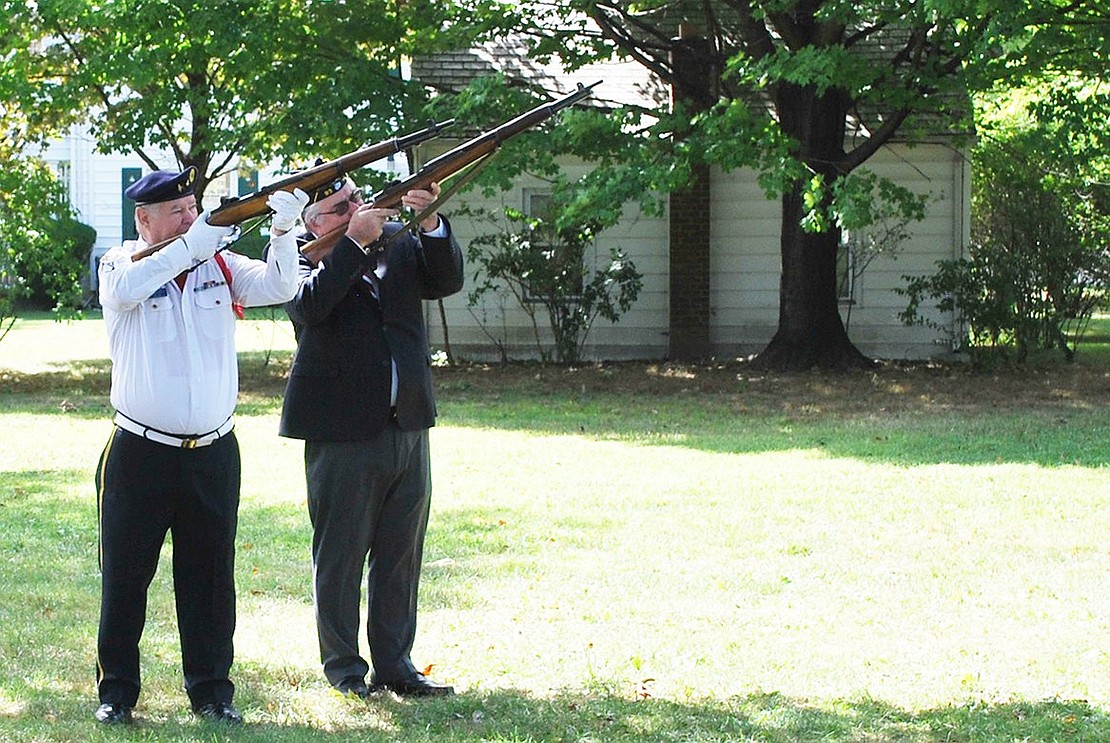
[95,427,240,708]
[304,424,431,687]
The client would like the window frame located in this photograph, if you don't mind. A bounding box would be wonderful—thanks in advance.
[521,189,584,303]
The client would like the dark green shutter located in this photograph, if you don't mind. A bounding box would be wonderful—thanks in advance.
[238,169,259,196]
[122,168,142,240]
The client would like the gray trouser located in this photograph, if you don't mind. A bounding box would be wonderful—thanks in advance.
[304,424,431,686]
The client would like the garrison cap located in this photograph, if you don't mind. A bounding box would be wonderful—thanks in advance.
[125,166,198,205]
[303,158,348,204]
[306,177,346,204]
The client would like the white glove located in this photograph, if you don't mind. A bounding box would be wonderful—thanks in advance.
[183,211,234,262]
[268,188,309,232]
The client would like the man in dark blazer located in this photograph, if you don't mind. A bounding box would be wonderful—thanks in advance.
[279,176,463,698]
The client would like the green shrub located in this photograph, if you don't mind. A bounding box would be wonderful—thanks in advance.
[899,83,1110,362]
[0,157,92,319]
[462,205,643,364]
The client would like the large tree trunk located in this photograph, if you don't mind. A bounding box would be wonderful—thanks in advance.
[753,83,875,371]
[754,183,874,370]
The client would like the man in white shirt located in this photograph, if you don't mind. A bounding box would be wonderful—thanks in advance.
[93,166,306,726]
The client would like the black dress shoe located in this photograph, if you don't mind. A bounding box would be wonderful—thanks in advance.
[335,675,371,699]
[193,701,243,724]
[94,702,134,725]
[370,673,454,697]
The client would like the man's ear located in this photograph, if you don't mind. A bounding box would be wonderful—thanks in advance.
[134,206,151,231]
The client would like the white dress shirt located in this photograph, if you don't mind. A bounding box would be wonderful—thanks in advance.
[98,232,299,434]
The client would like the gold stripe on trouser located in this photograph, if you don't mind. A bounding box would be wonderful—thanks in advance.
[96,427,117,570]
[94,426,117,685]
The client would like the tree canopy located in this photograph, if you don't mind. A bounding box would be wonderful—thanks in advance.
[482,0,1110,368]
[0,0,510,195]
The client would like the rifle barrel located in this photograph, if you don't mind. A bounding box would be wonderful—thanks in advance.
[127,119,455,261]
[299,81,602,265]
[208,118,455,226]
[417,82,599,176]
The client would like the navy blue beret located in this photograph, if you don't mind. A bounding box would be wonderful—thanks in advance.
[125,166,198,205]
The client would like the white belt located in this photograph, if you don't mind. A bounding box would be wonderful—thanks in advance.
[114,413,234,449]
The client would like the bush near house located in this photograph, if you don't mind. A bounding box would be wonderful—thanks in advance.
[462,205,643,364]
[0,157,93,320]
[899,84,1110,362]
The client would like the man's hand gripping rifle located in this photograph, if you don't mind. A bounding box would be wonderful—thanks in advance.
[300,80,602,266]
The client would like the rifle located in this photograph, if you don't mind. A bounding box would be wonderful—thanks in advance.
[129,118,455,262]
[300,80,602,266]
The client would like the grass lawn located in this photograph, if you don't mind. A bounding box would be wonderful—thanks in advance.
[1,312,1109,741]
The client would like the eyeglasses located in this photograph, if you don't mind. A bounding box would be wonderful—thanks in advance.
[318,190,362,217]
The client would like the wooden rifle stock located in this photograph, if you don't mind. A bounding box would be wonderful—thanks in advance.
[128,118,454,261]
[300,80,602,266]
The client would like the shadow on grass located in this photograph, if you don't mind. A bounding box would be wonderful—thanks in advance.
[432,360,1110,467]
[2,683,1107,742]
[437,395,1110,468]
[304,690,1109,743]
[0,357,112,418]
[0,350,291,413]
[4,354,1109,466]
[0,351,288,421]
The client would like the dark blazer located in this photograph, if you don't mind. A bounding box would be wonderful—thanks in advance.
[278,220,464,441]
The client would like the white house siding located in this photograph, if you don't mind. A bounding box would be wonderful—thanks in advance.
[426,163,671,362]
[837,143,968,359]
[708,170,782,356]
[429,143,968,362]
[36,127,140,285]
[708,142,968,360]
[35,126,249,292]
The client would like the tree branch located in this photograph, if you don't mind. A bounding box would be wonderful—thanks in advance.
[586,6,677,85]
[840,107,911,172]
